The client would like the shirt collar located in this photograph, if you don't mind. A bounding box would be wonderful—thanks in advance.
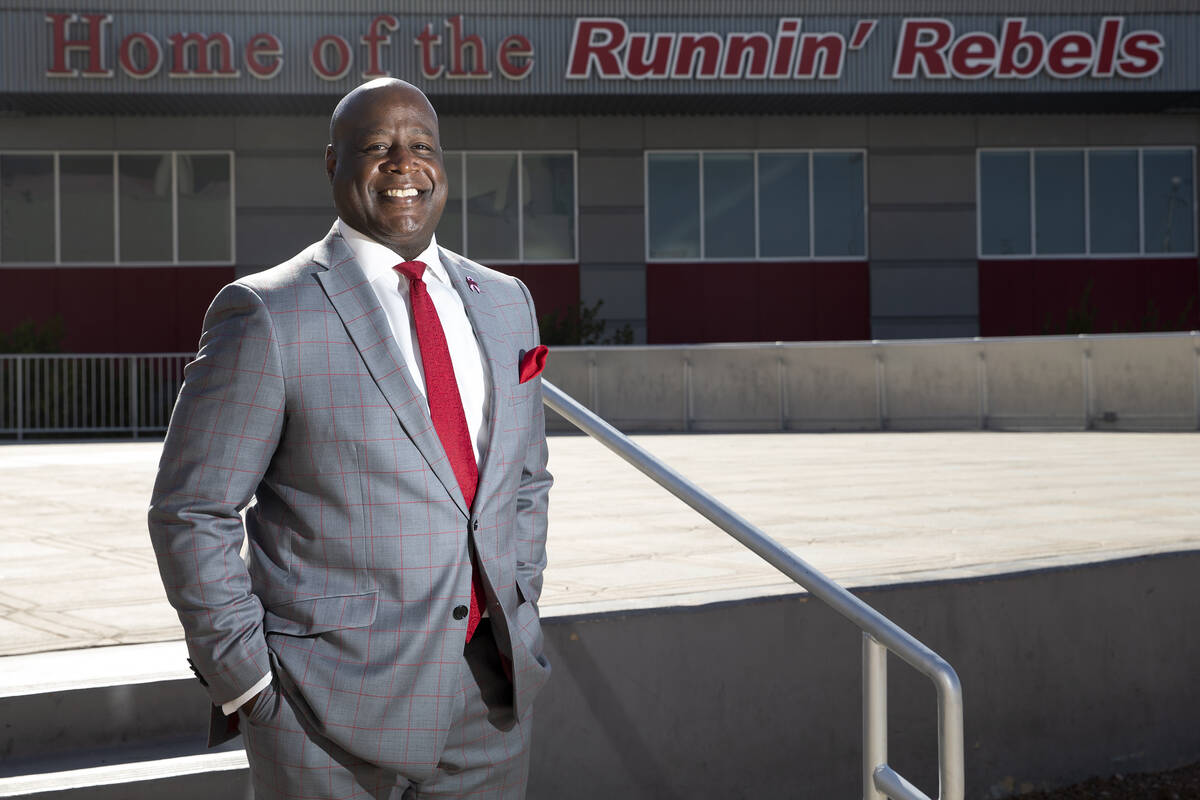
[336,218,449,288]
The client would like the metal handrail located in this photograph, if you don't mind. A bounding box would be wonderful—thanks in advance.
[542,380,965,800]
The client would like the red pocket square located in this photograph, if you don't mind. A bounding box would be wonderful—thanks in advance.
[519,345,548,384]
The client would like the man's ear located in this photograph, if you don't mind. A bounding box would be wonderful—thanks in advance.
[324,145,336,183]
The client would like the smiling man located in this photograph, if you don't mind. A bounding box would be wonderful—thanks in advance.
[149,79,552,800]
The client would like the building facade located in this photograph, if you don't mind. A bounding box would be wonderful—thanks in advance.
[1,0,1197,351]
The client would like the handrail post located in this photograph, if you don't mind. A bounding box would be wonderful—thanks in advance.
[936,663,966,800]
[863,633,887,800]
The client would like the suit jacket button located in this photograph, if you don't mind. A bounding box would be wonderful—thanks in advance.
[453,605,468,620]
[471,519,480,531]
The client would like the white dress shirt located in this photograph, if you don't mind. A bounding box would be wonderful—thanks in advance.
[336,219,491,464]
[223,221,492,716]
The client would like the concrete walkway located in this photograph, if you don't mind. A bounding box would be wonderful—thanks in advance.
[0,431,1197,657]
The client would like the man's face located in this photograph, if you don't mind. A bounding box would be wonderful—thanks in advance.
[326,84,448,260]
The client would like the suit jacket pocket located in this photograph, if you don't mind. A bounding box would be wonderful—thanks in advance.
[511,577,547,671]
[240,678,280,726]
[263,590,378,637]
[514,573,536,609]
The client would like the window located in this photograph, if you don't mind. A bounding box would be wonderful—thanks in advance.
[436,151,577,263]
[978,147,1196,258]
[0,151,234,265]
[645,150,867,261]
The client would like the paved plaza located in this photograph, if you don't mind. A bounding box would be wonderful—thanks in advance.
[0,431,1198,658]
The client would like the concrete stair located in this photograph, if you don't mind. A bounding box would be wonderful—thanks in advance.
[5,552,1200,799]
[0,642,251,799]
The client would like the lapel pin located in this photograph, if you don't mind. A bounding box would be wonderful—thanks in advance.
[465,276,482,294]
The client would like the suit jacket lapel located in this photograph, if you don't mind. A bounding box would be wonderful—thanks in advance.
[313,227,469,518]
[438,247,508,508]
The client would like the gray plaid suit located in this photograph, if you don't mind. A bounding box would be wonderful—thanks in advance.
[149,224,552,790]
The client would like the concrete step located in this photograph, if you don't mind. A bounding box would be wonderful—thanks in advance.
[0,642,247,798]
[0,642,212,773]
[0,752,249,799]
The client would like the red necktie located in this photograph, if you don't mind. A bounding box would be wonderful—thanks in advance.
[394,260,485,642]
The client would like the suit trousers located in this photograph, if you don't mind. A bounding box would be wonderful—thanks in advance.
[240,621,533,800]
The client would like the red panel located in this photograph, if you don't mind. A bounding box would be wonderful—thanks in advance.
[0,270,57,338]
[492,264,580,321]
[115,268,176,352]
[647,261,870,344]
[56,269,118,352]
[175,268,232,351]
[0,266,233,353]
[980,258,1200,337]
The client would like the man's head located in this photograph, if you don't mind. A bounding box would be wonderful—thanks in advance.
[326,79,447,261]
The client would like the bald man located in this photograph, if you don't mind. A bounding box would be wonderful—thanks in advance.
[149,79,552,799]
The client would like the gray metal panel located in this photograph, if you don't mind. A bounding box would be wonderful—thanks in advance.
[233,115,328,152]
[236,156,330,208]
[757,115,869,148]
[579,264,646,320]
[976,114,1091,147]
[644,116,757,149]
[978,113,1200,147]
[578,155,642,208]
[434,116,468,151]
[870,263,979,317]
[869,154,974,205]
[235,210,333,272]
[579,209,644,264]
[1083,114,1200,146]
[871,318,980,340]
[458,116,579,149]
[577,116,644,151]
[113,116,235,149]
[867,115,975,149]
[0,117,117,149]
[870,209,977,260]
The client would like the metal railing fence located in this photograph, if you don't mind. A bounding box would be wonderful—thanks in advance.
[0,353,192,439]
[542,380,965,800]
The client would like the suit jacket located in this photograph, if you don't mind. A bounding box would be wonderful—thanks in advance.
[148,225,552,778]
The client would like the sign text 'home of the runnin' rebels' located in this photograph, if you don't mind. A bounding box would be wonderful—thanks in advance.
[44,13,1165,84]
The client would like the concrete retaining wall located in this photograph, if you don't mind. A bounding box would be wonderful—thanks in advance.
[542,332,1200,433]
[531,550,1200,799]
[4,552,1196,798]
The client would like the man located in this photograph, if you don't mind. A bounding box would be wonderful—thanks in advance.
[148,78,552,799]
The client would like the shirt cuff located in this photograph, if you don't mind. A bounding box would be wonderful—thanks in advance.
[221,672,272,716]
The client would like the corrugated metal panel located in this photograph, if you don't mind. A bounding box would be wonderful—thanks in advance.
[3,8,1199,109]
[6,1,1200,13]
[1,90,1196,117]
